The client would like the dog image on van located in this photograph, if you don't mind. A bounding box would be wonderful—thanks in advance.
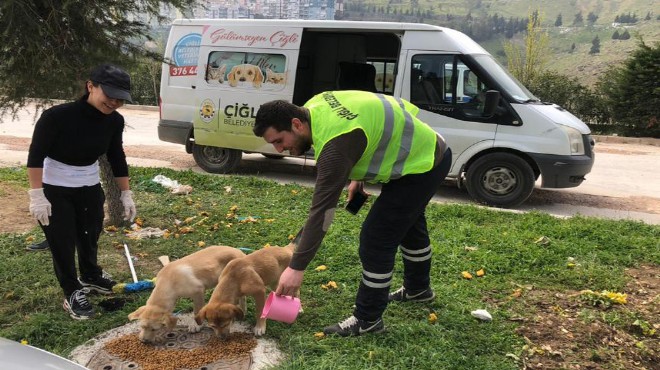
[375,72,394,93]
[195,242,297,338]
[127,245,246,343]
[227,63,264,88]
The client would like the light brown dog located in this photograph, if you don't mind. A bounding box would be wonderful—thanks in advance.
[227,63,264,88]
[196,242,296,337]
[128,245,246,342]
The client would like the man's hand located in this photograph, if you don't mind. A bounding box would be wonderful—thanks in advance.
[275,267,304,297]
[347,180,368,201]
[120,190,137,222]
[28,188,52,226]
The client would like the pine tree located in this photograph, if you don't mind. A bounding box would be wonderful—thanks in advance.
[612,30,621,39]
[555,13,563,27]
[590,35,601,54]
[621,30,631,40]
[587,12,598,25]
[597,41,660,137]
[573,11,584,26]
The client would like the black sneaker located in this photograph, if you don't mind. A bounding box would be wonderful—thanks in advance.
[79,272,116,295]
[63,289,95,320]
[389,286,436,303]
[323,315,385,337]
[25,240,49,251]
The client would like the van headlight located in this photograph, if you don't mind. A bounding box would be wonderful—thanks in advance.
[560,125,585,155]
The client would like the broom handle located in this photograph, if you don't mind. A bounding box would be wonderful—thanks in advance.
[123,243,139,283]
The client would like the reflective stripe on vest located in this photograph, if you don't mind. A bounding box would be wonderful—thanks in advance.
[367,95,416,179]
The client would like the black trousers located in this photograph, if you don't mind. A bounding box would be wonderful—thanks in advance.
[354,148,452,322]
[41,183,105,297]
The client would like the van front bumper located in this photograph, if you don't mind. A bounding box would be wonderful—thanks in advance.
[158,119,192,145]
[529,153,594,188]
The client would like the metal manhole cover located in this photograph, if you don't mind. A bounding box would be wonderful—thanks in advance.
[85,326,255,370]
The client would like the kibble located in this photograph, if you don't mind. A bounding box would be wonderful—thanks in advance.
[103,333,257,370]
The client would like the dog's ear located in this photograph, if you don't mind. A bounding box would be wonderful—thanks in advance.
[254,66,264,85]
[231,304,245,320]
[128,306,145,321]
[228,66,237,86]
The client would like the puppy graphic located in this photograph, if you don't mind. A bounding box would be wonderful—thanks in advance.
[227,64,264,88]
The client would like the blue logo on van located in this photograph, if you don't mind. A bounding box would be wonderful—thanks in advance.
[173,33,201,66]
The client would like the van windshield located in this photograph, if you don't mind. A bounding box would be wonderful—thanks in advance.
[472,54,537,103]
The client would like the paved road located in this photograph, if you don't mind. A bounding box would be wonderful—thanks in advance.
[1,104,659,224]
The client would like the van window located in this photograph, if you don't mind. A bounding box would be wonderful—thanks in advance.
[369,60,396,94]
[205,51,288,91]
[410,54,493,118]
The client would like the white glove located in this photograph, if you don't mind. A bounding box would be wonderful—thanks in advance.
[28,188,52,226]
[120,190,137,222]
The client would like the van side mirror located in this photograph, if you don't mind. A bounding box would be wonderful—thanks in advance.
[483,90,500,117]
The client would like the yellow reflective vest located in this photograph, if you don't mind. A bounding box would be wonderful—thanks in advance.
[305,90,438,182]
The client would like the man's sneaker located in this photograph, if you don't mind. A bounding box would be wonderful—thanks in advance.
[79,273,116,295]
[63,289,95,320]
[389,286,436,303]
[323,315,385,337]
[25,240,49,251]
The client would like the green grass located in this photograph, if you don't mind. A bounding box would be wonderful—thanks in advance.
[1,166,658,369]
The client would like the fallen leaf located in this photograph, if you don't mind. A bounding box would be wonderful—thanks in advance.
[197,241,206,248]
[321,281,338,290]
[464,246,479,251]
[314,332,325,339]
[428,312,438,324]
[224,186,232,193]
[104,225,118,232]
[476,268,485,277]
[462,271,473,280]
[534,236,551,246]
[315,265,328,271]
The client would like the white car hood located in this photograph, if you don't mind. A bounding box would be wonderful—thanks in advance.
[528,103,591,134]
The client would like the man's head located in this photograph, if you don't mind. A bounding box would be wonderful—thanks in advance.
[254,100,312,156]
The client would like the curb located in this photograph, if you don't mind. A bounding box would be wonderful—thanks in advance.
[592,135,660,146]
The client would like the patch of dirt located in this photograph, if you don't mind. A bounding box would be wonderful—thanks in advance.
[0,182,35,233]
[500,265,659,370]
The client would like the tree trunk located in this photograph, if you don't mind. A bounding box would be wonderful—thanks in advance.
[99,154,124,226]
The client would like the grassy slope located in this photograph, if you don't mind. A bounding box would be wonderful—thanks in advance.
[353,0,660,87]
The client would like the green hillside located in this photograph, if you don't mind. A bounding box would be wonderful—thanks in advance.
[343,0,659,87]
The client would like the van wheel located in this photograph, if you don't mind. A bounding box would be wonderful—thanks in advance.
[464,153,535,208]
[192,144,242,173]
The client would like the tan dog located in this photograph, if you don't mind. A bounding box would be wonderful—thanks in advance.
[227,63,264,88]
[196,242,296,337]
[128,245,246,342]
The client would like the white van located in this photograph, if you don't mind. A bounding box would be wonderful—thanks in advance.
[158,19,594,208]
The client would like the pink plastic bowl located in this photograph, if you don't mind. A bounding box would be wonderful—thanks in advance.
[261,292,301,324]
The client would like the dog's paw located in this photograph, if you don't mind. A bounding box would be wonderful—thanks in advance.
[187,322,202,333]
[253,324,266,336]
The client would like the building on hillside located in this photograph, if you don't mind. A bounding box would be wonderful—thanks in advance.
[160,0,335,20]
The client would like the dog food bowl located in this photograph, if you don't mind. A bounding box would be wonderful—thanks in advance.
[261,292,301,324]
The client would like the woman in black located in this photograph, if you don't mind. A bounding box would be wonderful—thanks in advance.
[27,64,137,320]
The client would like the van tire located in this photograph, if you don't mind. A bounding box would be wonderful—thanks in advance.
[464,153,535,208]
[192,144,242,173]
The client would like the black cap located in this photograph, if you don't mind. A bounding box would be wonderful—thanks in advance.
[90,64,133,103]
